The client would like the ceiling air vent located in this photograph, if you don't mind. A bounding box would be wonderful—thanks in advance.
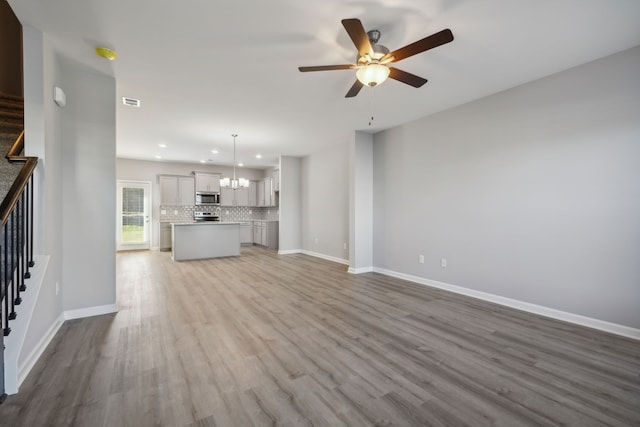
[122,97,141,107]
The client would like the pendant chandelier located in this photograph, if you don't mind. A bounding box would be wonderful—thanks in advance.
[220,133,249,189]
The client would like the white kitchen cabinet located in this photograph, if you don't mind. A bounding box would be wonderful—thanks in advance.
[272,169,280,192]
[194,172,221,193]
[263,177,273,207]
[253,221,278,249]
[253,222,262,245]
[240,222,252,245]
[220,187,234,206]
[221,187,249,206]
[160,222,172,251]
[248,181,258,206]
[159,175,195,206]
[257,180,265,207]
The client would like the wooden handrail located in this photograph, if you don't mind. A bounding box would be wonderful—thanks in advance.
[1,130,38,226]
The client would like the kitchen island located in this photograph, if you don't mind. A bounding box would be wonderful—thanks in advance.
[171,222,241,261]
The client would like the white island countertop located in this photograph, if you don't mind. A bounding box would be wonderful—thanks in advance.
[171,222,241,261]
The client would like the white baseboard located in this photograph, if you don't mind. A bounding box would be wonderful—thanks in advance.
[348,266,374,274]
[278,249,302,255]
[373,267,640,340]
[63,303,119,320]
[301,250,349,265]
[17,313,64,392]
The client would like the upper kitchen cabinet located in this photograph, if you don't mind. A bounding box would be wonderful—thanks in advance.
[248,181,258,206]
[263,177,273,207]
[159,175,195,206]
[272,169,280,192]
[194,172,221,193]
[221,187,249,207]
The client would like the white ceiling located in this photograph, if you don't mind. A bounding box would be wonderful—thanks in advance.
[8,0,640,169]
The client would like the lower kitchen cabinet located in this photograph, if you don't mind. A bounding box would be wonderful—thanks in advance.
[160,222,172,251]
[252,221,278,249]
[240,222,253,245]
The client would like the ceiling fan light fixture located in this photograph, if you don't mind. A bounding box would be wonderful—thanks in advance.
[356,63,390,87]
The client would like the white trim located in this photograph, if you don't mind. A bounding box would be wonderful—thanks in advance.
[16,313,64,393]
[278,249,302,255]
[4,255,51,394]
[301,250,349,265]
[63,303,118,321]
[348,266,374,274]
[373,267,640,340]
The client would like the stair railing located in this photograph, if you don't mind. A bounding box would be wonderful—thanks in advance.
[1,130,37,337]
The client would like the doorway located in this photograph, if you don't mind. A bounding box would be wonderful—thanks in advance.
[116,180,151,251]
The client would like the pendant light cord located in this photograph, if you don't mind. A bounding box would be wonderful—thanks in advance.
[232,133,238,182]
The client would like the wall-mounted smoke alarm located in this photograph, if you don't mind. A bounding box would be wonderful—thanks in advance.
[53,86,66,107]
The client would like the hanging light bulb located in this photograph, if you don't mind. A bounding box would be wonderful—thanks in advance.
[227,133,249,189]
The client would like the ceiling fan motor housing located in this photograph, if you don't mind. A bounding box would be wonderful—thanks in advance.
[358,30,389,64]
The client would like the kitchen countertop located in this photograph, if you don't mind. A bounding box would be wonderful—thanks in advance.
[162,219,279,224]
[171,221,241,226]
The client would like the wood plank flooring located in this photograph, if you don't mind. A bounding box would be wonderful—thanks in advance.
[0,247,638,426]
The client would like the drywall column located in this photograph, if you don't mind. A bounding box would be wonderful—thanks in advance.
[278,156,302,253]
[348,131,373,273]
[60,57,116,316]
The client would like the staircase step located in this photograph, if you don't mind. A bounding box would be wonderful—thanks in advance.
[0,93,23,111]
[0,99,23,112]
[0,108,24,123]
[0,119,23,133]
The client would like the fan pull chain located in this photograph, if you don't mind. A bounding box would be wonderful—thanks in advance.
[368,85,375,126]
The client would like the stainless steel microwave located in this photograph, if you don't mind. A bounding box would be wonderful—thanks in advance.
[195,191,220,206]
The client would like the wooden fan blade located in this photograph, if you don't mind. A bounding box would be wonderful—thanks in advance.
[382,29,454,63]
[388,67,428,88]
[345,80,364,98]
[298,65,355,72]
[342,18,373,57]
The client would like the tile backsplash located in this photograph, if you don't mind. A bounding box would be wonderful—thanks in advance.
[159,205,279,222]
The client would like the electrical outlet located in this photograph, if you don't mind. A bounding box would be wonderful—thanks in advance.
[344,242,348,250]
[314,237,318,244]
[419,255,424,264]
[160,209,166,215]
[441,258,447,268]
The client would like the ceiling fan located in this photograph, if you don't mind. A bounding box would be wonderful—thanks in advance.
[298,19,454,98]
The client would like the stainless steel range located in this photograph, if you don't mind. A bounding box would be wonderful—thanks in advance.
[194,210,221,222]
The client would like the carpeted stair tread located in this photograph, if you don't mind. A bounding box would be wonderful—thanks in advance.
[0,92,25,209]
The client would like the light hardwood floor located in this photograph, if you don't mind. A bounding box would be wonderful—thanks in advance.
[1,247,639,426]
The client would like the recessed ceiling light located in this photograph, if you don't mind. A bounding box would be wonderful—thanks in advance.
[199,160,206,163]
[158,143,167,148]
[238,163,244,167]
[155,155,162,159]
[256,154,262,159]
[211,149,219,154]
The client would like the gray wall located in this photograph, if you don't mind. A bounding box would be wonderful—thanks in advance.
[349,131,374,272]
[301,142,349,260]
[19,26,63,364]
[60,57,116,312]
[373,46,640,328]
[279,156,302,252]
